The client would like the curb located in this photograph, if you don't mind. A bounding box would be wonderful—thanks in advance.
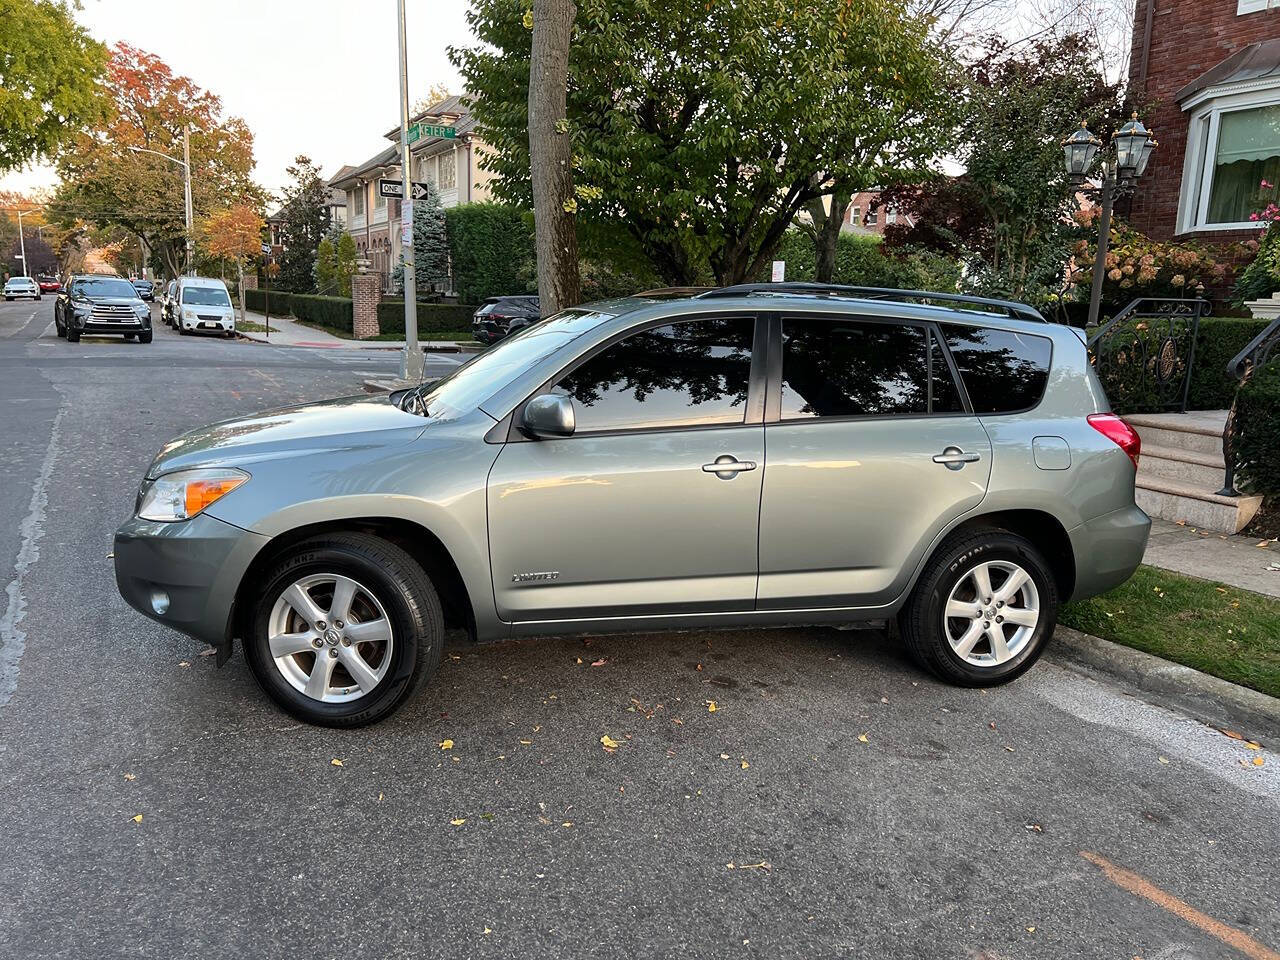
[1047,625,1280,742]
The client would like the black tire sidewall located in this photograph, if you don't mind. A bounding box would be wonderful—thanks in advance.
[244,543,426,726]
[914,533,1058,685]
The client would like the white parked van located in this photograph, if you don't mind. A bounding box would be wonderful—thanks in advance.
[176,277,236,337]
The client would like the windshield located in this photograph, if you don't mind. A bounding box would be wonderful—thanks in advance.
[73,278,136,298]
[182,286,231,306]
[414,310,615,419]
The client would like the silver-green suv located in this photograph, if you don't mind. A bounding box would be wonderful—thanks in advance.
[114,285,1150,726]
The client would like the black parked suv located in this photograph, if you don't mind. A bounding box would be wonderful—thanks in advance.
[471,295,541,344]
[131,277,155,301]
[55,275,153,343]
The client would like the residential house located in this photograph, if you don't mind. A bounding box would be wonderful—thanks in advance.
[330,94,494,290]
[1126,0,1279,243]
[266,185,349,257]
[844,190,914,236]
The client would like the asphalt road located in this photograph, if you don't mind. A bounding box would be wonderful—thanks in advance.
[1,296,1277,960]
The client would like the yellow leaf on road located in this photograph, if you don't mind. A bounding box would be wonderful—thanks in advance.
[331,758,344,767]
[1253,756,1265,766]
[451,818,467,826]
[740,760,750,769]
[439,739,454,750]
[562,821,573,828]
[600,735,620,750]
[123,773,136,781]
[707,700,718,712]
[131,814,143,823]
[858,733,869,743]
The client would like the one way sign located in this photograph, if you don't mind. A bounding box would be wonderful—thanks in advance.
[379,178,431,201]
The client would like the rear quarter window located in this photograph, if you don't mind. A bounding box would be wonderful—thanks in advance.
[940,325,1052,414]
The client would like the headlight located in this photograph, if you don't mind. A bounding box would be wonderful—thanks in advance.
[135,303,149,316]
[183,308,196,320]
[137,468,249,522]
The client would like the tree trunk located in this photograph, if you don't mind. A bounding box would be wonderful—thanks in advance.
[807,189,852,284]
[237,257,246,325]
[528,0,580,316]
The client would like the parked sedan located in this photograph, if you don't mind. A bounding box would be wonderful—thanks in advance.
[54,275,153,343]
[471,295,540,344]
[4,276,41,301]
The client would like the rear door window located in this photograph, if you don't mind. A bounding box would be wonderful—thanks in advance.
[940,325,1052,414]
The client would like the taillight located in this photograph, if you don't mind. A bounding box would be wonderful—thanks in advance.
[1088,413,1141,470]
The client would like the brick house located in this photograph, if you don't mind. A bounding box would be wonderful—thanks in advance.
[1126,0,1279,244]
[329,94,494,291]
[842,190,915,236]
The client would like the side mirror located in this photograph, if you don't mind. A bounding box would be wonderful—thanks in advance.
[521,393,575,439]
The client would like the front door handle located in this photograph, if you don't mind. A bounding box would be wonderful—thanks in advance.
[933,446,981,470]
[702,455,757,479]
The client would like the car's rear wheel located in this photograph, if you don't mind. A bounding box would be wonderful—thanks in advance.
[899,529,1058,687]
[243,533,443,727]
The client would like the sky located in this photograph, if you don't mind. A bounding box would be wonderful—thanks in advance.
[0,0,474,200]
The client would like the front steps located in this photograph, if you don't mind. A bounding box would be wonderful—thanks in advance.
[1124,411,1262,534]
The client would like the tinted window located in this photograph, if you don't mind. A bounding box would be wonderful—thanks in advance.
[930,331,965,413]
[941,325,1052,413]
[554,316,755,432]
[71,278,137,298]
[780,317,931,419]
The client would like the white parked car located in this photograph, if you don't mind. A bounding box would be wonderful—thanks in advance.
[176,277,236,337]
[4,276,41,301]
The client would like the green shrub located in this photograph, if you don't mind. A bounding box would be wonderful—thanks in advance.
[1190,316,1272,410]
[1235,359,1280,494]
[445,203,534,304]
[290,293,353,333]
[377,301,477,336]
[244,287,294,316]
[1233,223,1280,308]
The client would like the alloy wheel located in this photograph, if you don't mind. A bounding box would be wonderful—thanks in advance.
[941,560,1040,667]
[268,573,394,703]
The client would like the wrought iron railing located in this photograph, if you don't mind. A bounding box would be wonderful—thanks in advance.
[1086,297,1209,414]
[1217,314,1280,497]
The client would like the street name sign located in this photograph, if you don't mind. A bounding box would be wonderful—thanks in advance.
[379,179,432,201]
[407,123,457,144]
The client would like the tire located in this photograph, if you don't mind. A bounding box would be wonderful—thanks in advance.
[242,533,444,727]
[67,328,80,343]
[123,332,135,340]
[178,326,188,335]
[139,331,152,343]
[898,528,1058,687]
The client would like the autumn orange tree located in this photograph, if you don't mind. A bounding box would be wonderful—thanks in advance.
[203,204,264,321]
[49,43,262,279]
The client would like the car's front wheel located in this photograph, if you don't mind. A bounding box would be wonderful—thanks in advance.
[243,533,443,726]
[899,529,1058,687]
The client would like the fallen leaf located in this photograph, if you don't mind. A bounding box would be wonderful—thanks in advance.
[1216,587,1228,593]
[707,701,718,712]
[1222,729,1244,741]
[377,792,384,802]
[482,812,495,821]
[575,657,583,664]
[439,739,454,750]
[178,660,191,668]
[451,818,467,826]
[601,735,620,751]
[123,773,135,781]
[1005,746,1015,752]
[331,758,344,767]
[720,753,730,759]
[1245,741,1261,750]
[1025,823,1042,832]
[1158,756,1169,764]
[198,646,217,657]
[131,814,143,823]
[483,927,492,935]
[561,821,573,828]
[857,733,869,743]
[519,739,532,745]
[989,722,996,730]
[106,551,115,558]
[1027,926,1036,933]
[695,663,703,671]
[740,760,750,769]
[1257,541,1270,548]
[672,717,684,725]
[590,658,606,667]
[880,697,889,704]
[1253,756,1265,767]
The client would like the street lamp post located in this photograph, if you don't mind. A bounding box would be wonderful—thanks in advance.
[128,128,195,276]
[16,209,28,278]
[1063,113,1157,327]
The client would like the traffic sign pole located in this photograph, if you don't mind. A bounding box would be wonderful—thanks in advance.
[396,0,422,382]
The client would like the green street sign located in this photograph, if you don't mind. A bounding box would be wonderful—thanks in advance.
[407,123,456,144]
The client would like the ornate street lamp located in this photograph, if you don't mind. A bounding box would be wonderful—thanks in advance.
[1063,112,1157,327]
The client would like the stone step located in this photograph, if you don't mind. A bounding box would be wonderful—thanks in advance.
[1125,415,1225,458]
[1137,443,1228,489]
[1135,476,1262,534]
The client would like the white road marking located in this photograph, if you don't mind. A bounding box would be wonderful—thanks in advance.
[0,398,66,708]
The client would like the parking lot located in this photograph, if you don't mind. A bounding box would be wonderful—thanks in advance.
[1,297,1277,960]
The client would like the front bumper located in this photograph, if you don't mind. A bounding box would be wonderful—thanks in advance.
[181,315,234,333]
[114,512,269,664]
[1067,504,1151,602]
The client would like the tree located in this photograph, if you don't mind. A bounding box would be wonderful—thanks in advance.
[881,34,1124,300]
[526,0,581,313]
[335,232,358,297]
[410,82,455,118]
[275,156,329,293]
[204,204,264,321]
[410,182,450,290]
[50,43,261,279]
[0,0,107,171]
[454,0,957,286]
[314,237,338,294]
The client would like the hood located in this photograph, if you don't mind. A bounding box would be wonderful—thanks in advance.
[147,394,428,477]
[77,295,142,306]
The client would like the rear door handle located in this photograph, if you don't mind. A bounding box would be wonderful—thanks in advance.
[702,455,757,479]
[933,446,981,470]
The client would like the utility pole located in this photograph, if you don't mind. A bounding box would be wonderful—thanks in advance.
[396,0,422,381]
[16,209,28,278]
[182,124,195,276]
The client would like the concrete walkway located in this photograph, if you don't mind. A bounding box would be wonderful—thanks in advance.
[1143,517,1280,598]
[236,310,478,352]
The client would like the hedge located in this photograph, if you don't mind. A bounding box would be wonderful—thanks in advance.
[444,203,533,304]
[289,293,353,333]
[244,287,295,316]
[1189,316,1271,410]
[377,300,476,336]
[1235,358,1280,494]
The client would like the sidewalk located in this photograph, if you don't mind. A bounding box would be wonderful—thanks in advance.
[236,310,478,352]
[1143,517,1280,598]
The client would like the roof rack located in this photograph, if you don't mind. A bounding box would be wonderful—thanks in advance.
[635,286,715,300]
[696,283,1046,323]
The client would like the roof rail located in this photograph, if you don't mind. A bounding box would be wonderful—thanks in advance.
[696,283,1047,323]
[635,286,715,300]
